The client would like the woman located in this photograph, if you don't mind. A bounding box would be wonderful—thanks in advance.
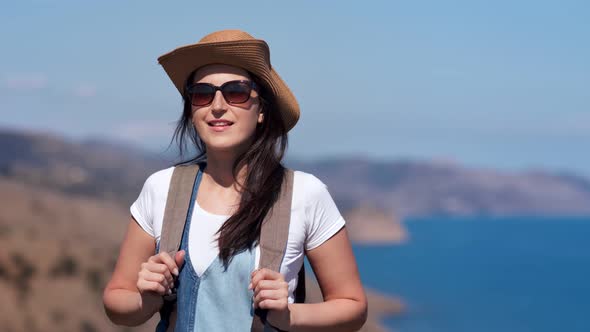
[103,29,367,331]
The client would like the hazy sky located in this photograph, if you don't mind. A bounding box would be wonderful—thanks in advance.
[1,0,589,175]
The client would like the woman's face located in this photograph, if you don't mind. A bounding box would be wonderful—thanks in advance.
[190,64,264,155]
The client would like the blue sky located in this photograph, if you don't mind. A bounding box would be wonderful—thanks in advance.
[1,0,589,175]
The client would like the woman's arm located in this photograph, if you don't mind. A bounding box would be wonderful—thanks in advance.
[253,226,368,331]
[291,226,367,331]
[102,217,182,326]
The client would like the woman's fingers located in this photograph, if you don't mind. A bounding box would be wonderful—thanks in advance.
[137,278,167,296]
[138,270,172,295]
[141,270,170,286]
[149,262,174,283]
[251,268,284,280]
[137,253,181,296]
[141,262,174,285]
[174,250,186,272]
[254,288,288,302]
[253,295,288,310]
[249,268,284,290]
[257,299,288,311]
[254,279,285,293]
[150,252,180,277]
[250,272,289,310]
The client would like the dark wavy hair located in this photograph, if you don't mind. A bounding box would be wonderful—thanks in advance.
[170,68,289,267]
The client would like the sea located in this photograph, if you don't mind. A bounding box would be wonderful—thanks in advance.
[352,216,590,332]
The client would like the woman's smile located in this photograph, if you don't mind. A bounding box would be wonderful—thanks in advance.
[207,119,234,132]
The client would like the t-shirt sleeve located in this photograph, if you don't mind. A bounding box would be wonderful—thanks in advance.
[130,174,156,237]
[304,174,346,251]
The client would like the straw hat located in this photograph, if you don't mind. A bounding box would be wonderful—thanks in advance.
[157,29,300,132]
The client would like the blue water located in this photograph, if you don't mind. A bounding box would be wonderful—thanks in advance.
[353,217,590,332]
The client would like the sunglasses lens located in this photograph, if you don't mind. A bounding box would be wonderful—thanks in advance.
[188,81,253,106]
[223,81,251,104]
[189,84,215,106]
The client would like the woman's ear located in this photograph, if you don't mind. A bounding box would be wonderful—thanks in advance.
[257,112,264,124]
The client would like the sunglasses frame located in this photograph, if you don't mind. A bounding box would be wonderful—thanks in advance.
[185,80,259,106]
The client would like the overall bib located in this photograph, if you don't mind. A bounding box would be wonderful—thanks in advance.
[155,166,258,331]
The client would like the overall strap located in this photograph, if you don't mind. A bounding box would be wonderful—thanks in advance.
[251,168,298,332]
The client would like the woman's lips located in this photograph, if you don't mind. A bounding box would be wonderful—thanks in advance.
[210,124,231,132]
[207,120,234,132]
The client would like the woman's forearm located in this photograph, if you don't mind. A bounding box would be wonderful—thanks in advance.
[289,298,368,332]
[103,288,163,326]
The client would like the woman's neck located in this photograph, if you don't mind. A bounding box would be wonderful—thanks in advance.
[203,150,247,189]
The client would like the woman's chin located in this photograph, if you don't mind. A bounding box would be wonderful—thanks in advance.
[204,142,247,155]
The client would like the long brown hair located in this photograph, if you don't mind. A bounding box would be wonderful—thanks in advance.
[170,69,289,267]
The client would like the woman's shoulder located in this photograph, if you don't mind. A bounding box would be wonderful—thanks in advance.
[290,169,334,205]
[289,168,345,250]
[141,165,176,191]
[292,169,327,191]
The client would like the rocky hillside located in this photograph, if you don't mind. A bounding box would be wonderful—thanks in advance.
[0,177,402,332]
[0,177,153,331]
[0,129,168,204]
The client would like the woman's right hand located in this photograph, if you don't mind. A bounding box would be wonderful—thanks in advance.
[104,218,183,326]
[137,250,185,296]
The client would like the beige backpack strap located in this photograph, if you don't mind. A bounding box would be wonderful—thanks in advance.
[157,163,201,332]
[159,164,201,257]
[251,168,296,332]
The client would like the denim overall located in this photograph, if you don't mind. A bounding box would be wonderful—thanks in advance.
[156,165,260,332]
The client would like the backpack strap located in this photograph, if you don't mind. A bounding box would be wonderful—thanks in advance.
[252,169,305,332]
[156,163,201,332]
[159,163,201,259]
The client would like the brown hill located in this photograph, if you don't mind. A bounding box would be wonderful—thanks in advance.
[0,177,153,332]
[0,128,168,204]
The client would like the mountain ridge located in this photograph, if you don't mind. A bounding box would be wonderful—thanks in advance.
[2,128,590,219]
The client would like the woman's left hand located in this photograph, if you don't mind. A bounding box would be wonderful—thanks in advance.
[249,268,291,330]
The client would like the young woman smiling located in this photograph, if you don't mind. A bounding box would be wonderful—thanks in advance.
[103,30,367,332]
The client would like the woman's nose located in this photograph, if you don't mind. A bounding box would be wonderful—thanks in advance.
[211,90,228,110]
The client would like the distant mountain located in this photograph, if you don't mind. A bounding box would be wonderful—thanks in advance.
[0,129,168,203]
[289,158,590,218]
[2,128,590,219]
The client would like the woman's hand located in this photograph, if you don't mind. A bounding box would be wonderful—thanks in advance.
[104,218,184,326]
[249,268,291,330]
[137,250,185,296]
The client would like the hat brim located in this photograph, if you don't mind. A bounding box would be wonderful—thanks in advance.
[158,40,299,132]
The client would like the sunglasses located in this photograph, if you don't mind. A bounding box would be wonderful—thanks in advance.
[186,80,259,106]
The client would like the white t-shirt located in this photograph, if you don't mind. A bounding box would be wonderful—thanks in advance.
[130,166,345,302]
